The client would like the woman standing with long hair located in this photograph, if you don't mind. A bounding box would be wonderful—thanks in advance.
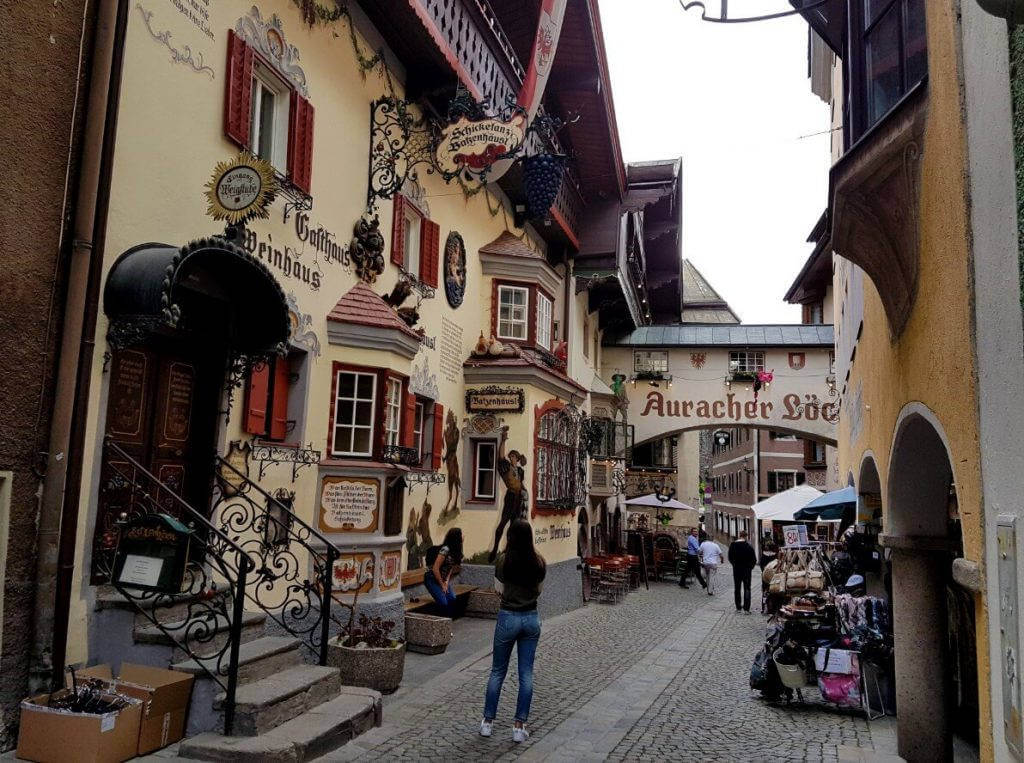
[424,527,463,616]
[480,519,546,743]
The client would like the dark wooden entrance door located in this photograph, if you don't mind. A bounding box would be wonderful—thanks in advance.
[92,337,224,581]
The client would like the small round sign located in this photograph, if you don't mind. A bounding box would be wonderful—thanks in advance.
[204,153,277,225]
[216,166,262,212]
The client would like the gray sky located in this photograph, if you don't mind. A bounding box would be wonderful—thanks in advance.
[598,0,831,324]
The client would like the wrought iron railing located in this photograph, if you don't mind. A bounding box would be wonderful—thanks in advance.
[381,444,420,467]
[96,438,252,736]
[211,456,340,665]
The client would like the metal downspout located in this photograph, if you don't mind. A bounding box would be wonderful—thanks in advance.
[31,0,127,691]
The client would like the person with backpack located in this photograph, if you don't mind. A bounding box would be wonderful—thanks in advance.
[480,519,546,744]
[424,527,463,616]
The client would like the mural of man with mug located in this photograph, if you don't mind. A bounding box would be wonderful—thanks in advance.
[489,425,529,561]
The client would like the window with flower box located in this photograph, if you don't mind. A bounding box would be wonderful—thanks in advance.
[328,363,423,463]
[729,351,765,374]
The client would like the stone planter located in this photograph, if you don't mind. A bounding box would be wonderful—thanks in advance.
[465,589,500,619]
[327,637,405,694]
[404,612,453,655]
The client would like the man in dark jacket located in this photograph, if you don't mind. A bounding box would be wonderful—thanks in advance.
[728,531,757,613]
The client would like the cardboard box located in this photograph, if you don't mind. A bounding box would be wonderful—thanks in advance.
[17,691,143,763]
[67,663,194,755]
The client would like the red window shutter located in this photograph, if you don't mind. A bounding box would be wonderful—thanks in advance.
[420,220,440,288]
[224,30,254,148]
[431,404,445,471]
[401,392,417,449]
[288,92,315,194]
[391,195,406,266]
[269,358,290,440]
[244,362,271,435]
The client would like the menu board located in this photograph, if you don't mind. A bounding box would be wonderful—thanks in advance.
[161,362,194,443]
[319,476,379,533]
[108,350,148,441]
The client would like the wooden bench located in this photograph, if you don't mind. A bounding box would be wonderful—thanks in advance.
[404,584,479,615]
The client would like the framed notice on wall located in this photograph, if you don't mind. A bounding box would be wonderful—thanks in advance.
[319,476,379,533]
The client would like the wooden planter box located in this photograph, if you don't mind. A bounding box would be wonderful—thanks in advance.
[404,612,453,655]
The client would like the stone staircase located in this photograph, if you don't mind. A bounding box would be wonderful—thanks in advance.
[92,586,381,761]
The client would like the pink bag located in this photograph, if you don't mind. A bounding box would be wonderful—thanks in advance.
[817,673,862,707]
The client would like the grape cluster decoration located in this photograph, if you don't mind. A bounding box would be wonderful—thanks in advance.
[522,153,567,220]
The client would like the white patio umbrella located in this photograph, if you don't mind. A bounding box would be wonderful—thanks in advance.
[624,493,699,510]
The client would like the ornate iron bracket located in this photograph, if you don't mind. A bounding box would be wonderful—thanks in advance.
[396,267,436,301]
[251,441,322,482]
[276,171,313,223]
[382,444,419,467]
[404,470,446,489]
[679,0,831,23]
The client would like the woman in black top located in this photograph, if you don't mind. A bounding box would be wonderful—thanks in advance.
[424,527,463,616]
[480,519,545,743]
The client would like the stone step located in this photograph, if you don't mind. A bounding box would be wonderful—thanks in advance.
[172,636,302,685]
[178,688,381,762]
[95,584,233,629]
[134,611,266,657]
[215,665,342,736]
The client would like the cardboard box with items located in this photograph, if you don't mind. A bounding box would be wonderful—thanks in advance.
[17,687,143,763]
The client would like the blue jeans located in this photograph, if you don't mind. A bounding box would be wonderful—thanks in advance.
[483,609,541,723]
[423,572,456,616]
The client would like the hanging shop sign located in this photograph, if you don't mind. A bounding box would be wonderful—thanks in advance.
[466,386,525,414]
[444,231,467,308]
[204,153,277,225]
[319,476,379,533]
[782,524,810,547]
[435,116,525,178]
[111,513,192,593]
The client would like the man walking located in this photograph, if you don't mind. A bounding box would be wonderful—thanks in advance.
[698,535,724,596]
[680,528,705,590]
[728,531,757,613]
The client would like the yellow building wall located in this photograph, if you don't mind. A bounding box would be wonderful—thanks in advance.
[833,1,991,754]
[66,1,581,664]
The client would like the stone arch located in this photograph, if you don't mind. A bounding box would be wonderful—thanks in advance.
[884,402,977,760]
[630,422,836,451]
[857,451,883,529]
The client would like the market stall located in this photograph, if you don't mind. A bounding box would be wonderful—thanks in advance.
[752,484,823,557]
[751,532,894,718]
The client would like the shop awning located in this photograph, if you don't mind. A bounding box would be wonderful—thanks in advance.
[752,484,824,522]
[103,237,290,354]
[794,486,857,521]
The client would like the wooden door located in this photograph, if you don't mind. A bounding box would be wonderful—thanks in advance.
[93,339,222,581]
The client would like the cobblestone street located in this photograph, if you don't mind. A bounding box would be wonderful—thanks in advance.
[321,567,899,762]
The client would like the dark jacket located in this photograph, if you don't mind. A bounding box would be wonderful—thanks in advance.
[728,540,757,572]
[495,552,546,611]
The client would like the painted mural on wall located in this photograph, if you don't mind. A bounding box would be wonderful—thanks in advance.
[379,550,402,591]
[489,425,528,562]
[286,292,321,357]
[439,410,461,524]
[135,3,215,78]
[405,497,434,571]
[444,231,467,308]
[333,552,374,594]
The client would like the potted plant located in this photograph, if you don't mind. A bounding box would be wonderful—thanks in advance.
[327,590,405,694]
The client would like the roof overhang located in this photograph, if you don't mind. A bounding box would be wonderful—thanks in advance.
[790,0,846,55]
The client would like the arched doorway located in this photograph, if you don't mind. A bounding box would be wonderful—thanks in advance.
[886,408,978,760]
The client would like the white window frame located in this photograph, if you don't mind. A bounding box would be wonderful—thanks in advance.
[403,205,422,279]
[536,292,553,350]
[729,350,765,374]
[634,350,669,374]
[413,401,425,462]
[474,440,497,499]
[250,62,289,170]
[497,285,529,341]
[331,371,377,457]
[384,377,403,448]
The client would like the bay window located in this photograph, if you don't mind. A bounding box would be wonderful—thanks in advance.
[497,285,529,340]
[536,292,553,350]
[331,370,376,457]
[384,377,402,448]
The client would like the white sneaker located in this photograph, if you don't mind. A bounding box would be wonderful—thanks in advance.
[480,719,492,737]
[513,725,529,743]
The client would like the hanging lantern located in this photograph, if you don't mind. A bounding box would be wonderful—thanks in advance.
[522,154,567,219]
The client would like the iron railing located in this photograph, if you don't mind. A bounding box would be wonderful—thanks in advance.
[97,438,252,735]
[211,456,341,665]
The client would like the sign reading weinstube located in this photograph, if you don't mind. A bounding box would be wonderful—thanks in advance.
[435,116,525,177]
[204,153,277,225]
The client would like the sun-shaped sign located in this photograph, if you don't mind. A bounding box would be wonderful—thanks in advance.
[204,153,277,225]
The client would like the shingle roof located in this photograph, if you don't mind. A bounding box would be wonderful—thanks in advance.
[681,260,740,324]
[479,231,539,259]
[605,324,834,347]
[326,282,420,339]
